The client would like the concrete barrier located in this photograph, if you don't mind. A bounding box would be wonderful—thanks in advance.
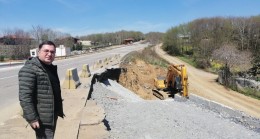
[115,54,121,64]
[93,60,99,70]
[115,54,121,60]
[92,55,121,71]
[98,59,103,68]
[103,58,109,67]
[113,54,120,65]
[108,56,112,63]
[80,64,91,78]
[62,68,81,89]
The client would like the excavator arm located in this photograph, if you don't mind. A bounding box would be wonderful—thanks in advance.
[153,64,188,99]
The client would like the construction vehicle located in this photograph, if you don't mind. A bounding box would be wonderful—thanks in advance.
[153,64,188,99]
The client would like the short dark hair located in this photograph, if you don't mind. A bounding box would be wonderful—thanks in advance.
[39,41,56,49]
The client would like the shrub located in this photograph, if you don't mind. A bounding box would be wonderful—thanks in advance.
[196,59,211,69]
[0,55,4,62]
[11,55,16,60]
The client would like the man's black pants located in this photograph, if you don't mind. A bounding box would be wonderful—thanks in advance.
[34,117,58,139]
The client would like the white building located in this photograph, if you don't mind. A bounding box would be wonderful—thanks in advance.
[30,45,71,57]
[79,40,91,46]
[55,45,71,57]
[30,48,38,57]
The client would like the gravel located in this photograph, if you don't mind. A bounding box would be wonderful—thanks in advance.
[90,79,260,139]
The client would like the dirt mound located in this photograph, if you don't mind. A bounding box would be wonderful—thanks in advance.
[118,59,167,100]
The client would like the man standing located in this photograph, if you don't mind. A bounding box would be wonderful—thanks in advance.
[19,41,64,139]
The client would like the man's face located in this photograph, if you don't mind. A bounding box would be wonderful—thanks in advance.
[38,44,56,65]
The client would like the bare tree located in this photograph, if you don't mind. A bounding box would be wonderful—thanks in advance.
[31,25,64,45]
[13,28,31,45]
[212,43,252,72]
[2,28,13,36]
[1,28,32,59]
[145,32,164,45]
[31,25,44,44]
[232,17,248,50]
[250,16,260,52]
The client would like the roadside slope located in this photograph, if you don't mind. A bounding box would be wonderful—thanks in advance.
[155,44,260,118]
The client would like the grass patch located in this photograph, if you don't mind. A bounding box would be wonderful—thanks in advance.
[239,87,260,100]
[177,55,197,67]
[121,45,169,68]
[206,61,223,73]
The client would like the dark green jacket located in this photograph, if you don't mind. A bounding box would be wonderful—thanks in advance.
[19,57,64,126]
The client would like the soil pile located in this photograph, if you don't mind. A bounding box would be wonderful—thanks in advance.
[118,59,167,100]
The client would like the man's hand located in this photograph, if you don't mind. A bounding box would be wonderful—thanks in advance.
[30,120,40,129]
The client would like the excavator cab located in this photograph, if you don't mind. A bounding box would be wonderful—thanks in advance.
[153,64,188,99]
[174,76,182,90]
[154,76,166,90]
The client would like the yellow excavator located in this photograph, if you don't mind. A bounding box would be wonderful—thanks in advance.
[153,64,188,99]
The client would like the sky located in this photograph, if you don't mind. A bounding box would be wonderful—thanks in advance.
[0,0,260,37]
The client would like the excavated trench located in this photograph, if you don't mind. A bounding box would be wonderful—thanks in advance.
[89,67,168,101]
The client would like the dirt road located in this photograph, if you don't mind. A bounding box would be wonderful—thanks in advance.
[155,44,260,118]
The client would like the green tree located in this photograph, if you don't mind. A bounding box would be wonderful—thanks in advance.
[163,27,181,55]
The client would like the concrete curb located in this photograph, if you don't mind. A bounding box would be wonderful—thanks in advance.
[77,75,109,139]
[0,62,24,68]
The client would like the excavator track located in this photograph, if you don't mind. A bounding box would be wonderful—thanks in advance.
[152,89,170,100]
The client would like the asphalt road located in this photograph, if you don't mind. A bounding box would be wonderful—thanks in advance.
[0,42,148,123]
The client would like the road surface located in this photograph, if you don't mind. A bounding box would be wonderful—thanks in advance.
[0,42,148,123]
